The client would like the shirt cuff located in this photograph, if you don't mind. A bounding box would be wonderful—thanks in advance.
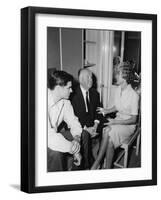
[74,135,81,143]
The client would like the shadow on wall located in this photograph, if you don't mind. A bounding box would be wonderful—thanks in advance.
[92,73,97,90]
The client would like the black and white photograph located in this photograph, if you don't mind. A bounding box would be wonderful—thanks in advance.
[20,6,157,193]
[47,28,141,172]
[1,0,161,198]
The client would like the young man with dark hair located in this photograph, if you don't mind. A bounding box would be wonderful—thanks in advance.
[48,70,82,171]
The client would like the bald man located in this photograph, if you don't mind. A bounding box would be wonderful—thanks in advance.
[71,69,103,169]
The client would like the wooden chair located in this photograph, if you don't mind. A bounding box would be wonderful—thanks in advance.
[113,98,141,168]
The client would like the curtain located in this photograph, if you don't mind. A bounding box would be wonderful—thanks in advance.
[85,30,114,108]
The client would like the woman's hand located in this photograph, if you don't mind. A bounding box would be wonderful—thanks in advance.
[96,107,107,115]
[104,118,116,126]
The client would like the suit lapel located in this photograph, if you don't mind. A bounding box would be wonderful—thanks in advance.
[88,89,94,117]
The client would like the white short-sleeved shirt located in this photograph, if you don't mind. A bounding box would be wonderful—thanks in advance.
[108,84,139,148]
[114,84,139,120]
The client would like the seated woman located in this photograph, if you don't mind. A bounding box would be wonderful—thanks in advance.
[91,62,139,169]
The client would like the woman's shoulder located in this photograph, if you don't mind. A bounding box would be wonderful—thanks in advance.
[129,85,139,100]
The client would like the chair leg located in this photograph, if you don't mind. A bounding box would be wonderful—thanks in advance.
[113,150,125,168]
[136,133,141,156]
[124,146,128,168]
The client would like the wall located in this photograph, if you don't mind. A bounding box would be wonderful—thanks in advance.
[47,27,61,70]
[114,31,121,57]
[0,0,160,200]
[62,28,83,79]
[124,32,141,73]
[47,27,83,79]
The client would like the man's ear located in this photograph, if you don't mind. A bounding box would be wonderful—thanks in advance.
[55,85,61,92]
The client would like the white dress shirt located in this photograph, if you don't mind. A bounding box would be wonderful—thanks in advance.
[48,89,82,153]
[80,85,100,125]
[80,85,89,112]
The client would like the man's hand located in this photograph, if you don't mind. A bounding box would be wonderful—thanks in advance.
[73,135,81,143]
[84,126,98,138]
[69,140,80,155]
[73,153,82,166]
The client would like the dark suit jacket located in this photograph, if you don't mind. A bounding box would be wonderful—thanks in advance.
[71,85,103,128]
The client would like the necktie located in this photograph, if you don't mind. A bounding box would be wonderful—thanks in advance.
[86,91,90,113]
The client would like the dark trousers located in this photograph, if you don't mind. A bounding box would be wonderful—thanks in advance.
[80,130,93,169]
[47,130,92,172]
[47,148,66,172]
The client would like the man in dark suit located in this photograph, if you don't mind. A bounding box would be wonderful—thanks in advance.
[71,68,103,169]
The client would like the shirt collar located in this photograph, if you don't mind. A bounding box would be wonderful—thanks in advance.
[48,89,64,109]
[80,85,88,96]
[48,89,55,108]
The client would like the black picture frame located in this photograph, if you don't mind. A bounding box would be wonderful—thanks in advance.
[21,6,157,193]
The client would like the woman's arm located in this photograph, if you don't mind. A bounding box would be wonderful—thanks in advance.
[97,106,117,115]
[104,115,138,126]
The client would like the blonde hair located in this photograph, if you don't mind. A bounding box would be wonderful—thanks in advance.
[117,61,135,84]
